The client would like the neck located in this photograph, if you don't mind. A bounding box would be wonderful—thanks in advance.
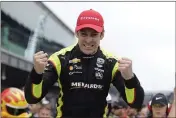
[153,115,166,118]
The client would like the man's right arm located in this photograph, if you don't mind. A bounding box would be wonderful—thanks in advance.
[168,88,176,118]
[24,54,59,104]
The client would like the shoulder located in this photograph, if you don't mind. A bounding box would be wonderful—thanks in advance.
[100,47,121,61]
[48,45,75,61]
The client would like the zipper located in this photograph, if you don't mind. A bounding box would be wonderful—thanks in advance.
[83,59,90,84]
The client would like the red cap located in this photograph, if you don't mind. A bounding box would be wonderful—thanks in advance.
[75,9,104,32]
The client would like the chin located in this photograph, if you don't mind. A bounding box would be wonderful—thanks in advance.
[154,114,162,117]
[83,51,93,55]
[80,48,93,55]
[83,50,95,55]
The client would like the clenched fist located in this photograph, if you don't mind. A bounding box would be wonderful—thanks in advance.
[174,87,176,101]
[118,57,134,80]
[33,51,48,74]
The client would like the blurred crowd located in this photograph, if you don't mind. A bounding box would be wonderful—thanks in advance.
[28,98,53,118]
[107,90,175,118]
[108,101,147,118]
[1,87,175,118]
[108,99,166,118]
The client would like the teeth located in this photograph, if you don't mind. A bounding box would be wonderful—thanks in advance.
[86,45,91,48]
[84,45,92,48]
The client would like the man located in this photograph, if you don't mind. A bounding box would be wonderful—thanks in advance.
[147,93,170,118]
[111,101,128,118]
[126,106,138,117]
[168,88,176,118]
[137,105,148,118]
[25,9,144,117]
[28,102,42,118]
[38,103,52,118]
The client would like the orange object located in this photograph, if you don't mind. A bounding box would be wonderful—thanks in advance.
[1,87,31,118]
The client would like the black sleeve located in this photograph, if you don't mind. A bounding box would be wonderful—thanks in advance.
[112,71,144,109]
[24,61,58,104]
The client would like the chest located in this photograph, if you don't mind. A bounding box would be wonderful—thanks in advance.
[60,57,113,90]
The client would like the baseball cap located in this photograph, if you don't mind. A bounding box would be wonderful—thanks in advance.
[75,9,104,32]
[151,93,168,107]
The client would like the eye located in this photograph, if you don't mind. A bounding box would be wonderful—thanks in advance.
[80,32,87,37]
[91,33,98,37]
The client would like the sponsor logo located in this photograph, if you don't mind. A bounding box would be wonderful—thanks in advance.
[69,58,81,64]
[69,66,74,71]
[69,65,82,71]
[156,97,162,100]
[94,67,104,79]
[69,71,82,75]
[71,82,103,90]
[95,71,103,79]
[80,16,100,21]
[73,65,82,70]
[96,58,105,68]
[94,67,104,72]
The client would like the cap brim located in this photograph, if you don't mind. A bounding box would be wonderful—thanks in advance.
[152,103,167,107]
[76,24,103,32]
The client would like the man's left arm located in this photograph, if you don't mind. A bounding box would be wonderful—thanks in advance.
[168,88,176,118]
[111,57,144,109]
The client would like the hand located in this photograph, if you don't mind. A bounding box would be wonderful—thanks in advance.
[33,51,48,74]
[168,87,176,118]
[118,57,134,80]
[174,87,176,101]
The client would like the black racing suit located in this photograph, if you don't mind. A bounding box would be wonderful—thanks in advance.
[25,44,144,118]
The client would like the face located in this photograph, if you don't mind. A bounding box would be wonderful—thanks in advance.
[138,107,148,118]
[127,108,137,116]
[152,105,167,118]
[76,28,104,55]
[38,107,52,118]
[112,108,127,117]
[29,104,41,113]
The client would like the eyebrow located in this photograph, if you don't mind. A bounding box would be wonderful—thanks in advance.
[80,29,98,34]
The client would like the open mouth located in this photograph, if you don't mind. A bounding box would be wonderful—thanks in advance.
[83,44,94,48]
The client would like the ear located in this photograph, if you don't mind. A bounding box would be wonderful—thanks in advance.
[75,31,79,38]
[100,31,104,40]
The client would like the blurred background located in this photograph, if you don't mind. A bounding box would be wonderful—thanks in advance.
[1,1,175,118]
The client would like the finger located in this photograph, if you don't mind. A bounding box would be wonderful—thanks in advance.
[37,52,48,57]
[35,58,48,64]
[38,58,48,62]
[118,63,129,67]
[121,57,131,60]
[118,60,131,64]
[118,67,126,71]
[35,53,48,59]
[35,51,44,56]
[38,61,48,67]
[45,53,48,57]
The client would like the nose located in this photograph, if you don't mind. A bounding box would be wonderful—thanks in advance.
[85,36,93,43]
